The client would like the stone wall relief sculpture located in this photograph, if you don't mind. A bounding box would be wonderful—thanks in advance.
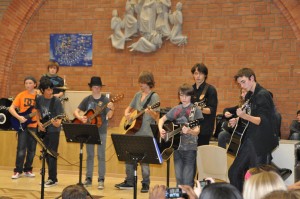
[109,0,187,53]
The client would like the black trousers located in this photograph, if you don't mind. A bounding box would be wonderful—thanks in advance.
[44,131,60,182]
[228,139,271,192]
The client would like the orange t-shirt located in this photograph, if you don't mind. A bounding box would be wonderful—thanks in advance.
[13,90,37,128]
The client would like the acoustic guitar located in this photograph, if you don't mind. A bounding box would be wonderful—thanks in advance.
[124,101,160,135]
[159,119,202,161]
[72,94,124,127]
[227,100,250,157]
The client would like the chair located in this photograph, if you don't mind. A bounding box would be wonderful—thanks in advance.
[197,145,228,182]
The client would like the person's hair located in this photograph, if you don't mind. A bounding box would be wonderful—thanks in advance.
[48,60,59,73]
[178,83,194,97]
[61,185,87,199]
[191,63,208,80]
[245,164,280,180]
[38,76,53,94]
[234,68,256,82]
[138,71,155,88]
[243,171,287,199]
[199,182,243,199]
[297,110,300,115]
[262,190,300,199]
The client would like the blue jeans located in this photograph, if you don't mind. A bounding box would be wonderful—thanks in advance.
[125,162,150,186]
[85,132,107,182]
[218,130,231,149]
[44,131,60,182]
[174,150,197,187]
[14,127,37,173]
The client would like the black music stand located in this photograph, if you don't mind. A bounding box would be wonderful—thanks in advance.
[111,134,163,199]
[62,123,101,199]
[28,129,58,199]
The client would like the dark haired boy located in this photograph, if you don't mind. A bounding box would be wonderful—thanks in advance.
[158,83,203,187]
[36,77,64,187]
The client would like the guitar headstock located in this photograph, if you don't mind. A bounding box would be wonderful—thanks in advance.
[188,118,202,128]
[111,94,124,102]
[150,101,160,109]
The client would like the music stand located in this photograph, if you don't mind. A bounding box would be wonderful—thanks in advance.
[28,129,58,199]
[111,134,163,199]
[150,122,173,187]
[63,123,101,199]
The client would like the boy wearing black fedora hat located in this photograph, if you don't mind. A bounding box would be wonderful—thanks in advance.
[73,76,114,190]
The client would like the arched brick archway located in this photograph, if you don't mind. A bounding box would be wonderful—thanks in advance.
[0,0,45,97]
[0,0,300,98]
[273,0,300,40]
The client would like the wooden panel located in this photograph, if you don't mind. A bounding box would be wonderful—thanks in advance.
[0,130,175,180]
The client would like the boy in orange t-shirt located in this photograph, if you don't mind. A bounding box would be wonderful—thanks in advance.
[9,76,38,179]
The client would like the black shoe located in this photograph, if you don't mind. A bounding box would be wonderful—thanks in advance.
[115,181,134,190]
[141,183,149,193]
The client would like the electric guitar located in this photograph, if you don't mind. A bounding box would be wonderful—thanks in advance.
[10,106,37,131]
[227,100,250,157]
[160,119,202,161]
[38,114,66,132]
[72,94,124,127]
[123,101,160,135]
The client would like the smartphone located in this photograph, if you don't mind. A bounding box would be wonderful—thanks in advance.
[165,187,183,198]
[199,179,211,188]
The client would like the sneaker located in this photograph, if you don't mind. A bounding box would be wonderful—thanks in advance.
[24,171,35,177]
[83,178,92,187]
[44,179,57,188]
[11,172,21,179]
[98,181,104,189]
[141,183,149,193]
[116,181,134,190]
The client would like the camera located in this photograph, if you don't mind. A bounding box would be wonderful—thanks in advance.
[165,188,183,198]
[199,179,211,188]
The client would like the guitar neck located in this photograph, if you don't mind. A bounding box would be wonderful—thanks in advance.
[89,102,110,120]
[167,126,183,139]
[42,115,63,128]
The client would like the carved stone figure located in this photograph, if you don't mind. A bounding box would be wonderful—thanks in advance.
[128,30,162,53]
[168,2,187,46]
[109,9,126,50]
[139,0,157,36]
[124,0,138,40]
[155,0,171,38]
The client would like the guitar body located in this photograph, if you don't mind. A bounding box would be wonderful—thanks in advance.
[160,124,181,161]
[10,106,36,131]
[72,109,102,127]
[227,118,249,157]
[124,111,143,135]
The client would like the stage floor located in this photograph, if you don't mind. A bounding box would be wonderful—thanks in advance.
[0,167,176,199]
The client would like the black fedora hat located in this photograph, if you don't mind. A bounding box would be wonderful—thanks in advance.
[88,76,105,87]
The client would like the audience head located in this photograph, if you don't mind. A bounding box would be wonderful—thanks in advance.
[243,171,287,199]
[61,185,87,199]
[245,164,279,180]
[262,189,300,199]
[199,182,243,199]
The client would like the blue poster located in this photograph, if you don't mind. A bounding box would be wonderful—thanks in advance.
[50,33,92,66]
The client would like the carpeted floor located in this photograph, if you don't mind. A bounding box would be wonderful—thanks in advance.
[0,188,103,199]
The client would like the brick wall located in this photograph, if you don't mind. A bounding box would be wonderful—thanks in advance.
[1,0,300,138]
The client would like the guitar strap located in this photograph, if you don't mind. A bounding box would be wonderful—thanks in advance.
[143,92,156,109]
[199,84,209,101]
[49,97,56,118]
[188,104,196,121]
